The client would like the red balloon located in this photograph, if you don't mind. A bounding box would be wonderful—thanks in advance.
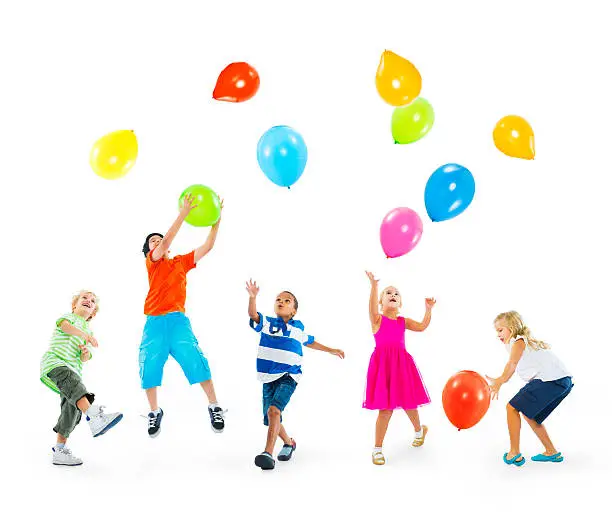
[442,370,491,430]
[213,62,260,103]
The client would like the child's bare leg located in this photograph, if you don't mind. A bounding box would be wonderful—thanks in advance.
[278,424,293,445]
[507,403,522,457]
[405,409,422,432]
[265,406,282,454]
[56,433,67,445]
[199,380,218,404]
[146,387,159,411]
[523,415,558,455]
[375,410,393,447]
[76,396,91,413]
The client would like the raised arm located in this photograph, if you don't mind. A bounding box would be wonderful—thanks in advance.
[305,340,345,359]
[405,297,436,332]
[151,194,197,262]
[246,279,261,323]
[486,339,526,399]
[365,271,381,327]
[194,199,223,263]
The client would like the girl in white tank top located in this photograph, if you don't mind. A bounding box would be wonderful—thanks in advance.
[487,311,573,466]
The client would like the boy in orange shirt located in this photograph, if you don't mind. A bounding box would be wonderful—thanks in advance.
[139,195,225,438]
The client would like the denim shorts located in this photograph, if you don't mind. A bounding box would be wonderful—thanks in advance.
[139,312,211,389]
[509,376,573,424]
[262,374,297,426]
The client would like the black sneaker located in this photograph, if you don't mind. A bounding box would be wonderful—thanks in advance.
[147,408,163,438]
[208,406,226,433]
[255,452,275,470]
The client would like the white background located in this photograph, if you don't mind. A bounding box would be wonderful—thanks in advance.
[1,0,610,522]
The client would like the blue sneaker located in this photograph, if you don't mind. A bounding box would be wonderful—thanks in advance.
[278,439,296,461]
[147,408,163,438]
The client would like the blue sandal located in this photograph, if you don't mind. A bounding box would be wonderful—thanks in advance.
[503,453,525,466]
[531,452,563,463]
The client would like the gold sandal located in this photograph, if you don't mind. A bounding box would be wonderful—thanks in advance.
[372,451,386,465]
[412,425,428,447]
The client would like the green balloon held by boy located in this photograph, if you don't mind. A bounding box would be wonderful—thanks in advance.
[179,184,221,227]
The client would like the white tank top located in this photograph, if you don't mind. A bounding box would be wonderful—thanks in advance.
[506,336,571,382]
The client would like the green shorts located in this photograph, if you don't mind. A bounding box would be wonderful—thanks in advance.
[47,367,95,438]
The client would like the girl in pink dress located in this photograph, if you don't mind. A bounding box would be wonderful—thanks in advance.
[363,271,435,465]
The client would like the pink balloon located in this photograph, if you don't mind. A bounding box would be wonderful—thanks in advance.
[380,207,423,258]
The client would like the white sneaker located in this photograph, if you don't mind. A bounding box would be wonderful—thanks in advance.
[52,446,83,466]
[86,405,123,437]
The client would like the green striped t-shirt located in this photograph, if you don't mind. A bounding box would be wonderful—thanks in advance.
[40,313,93,393]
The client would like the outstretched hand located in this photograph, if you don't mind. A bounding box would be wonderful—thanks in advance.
[211,197,224,227]
[180,193,198,216]
[330,348,345,359]
[246,279,260,297]
[486,375,502,400]
[425,297,436,310]
[365,271,379,286]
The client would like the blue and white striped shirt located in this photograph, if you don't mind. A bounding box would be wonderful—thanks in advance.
[250,312,315,383]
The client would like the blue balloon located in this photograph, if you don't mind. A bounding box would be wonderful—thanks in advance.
[424,163,475,222]
[257,126,308,188]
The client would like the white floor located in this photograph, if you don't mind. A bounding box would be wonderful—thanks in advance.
[11,377,608,523]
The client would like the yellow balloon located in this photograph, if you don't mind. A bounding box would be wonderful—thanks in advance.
[375,50,422,107]
[492,116,535,160]
[90,130,138,180]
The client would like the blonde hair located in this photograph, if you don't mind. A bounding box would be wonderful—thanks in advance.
[494,311,549,350]
[379,286,402,310]
[71,290,99,321]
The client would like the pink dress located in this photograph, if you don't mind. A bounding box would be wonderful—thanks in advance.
[363,315,430,410]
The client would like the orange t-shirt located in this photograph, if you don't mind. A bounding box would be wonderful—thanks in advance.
[144,251,196,316]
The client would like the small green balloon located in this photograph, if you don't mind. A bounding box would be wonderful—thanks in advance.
[179,184,221,227]
[391,97,435,144]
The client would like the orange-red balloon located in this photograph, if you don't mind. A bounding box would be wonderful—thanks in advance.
[213,62,260,103]
[442,370,491,430]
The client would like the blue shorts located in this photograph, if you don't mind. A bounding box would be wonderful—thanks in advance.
[139,312,211,389]
[509,376,573,424]
[262,374,297,426]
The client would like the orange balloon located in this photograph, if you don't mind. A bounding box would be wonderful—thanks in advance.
[213,62,260,103]
[375,50,422,107]
[442,371,491,430]
[493,115,535,160]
